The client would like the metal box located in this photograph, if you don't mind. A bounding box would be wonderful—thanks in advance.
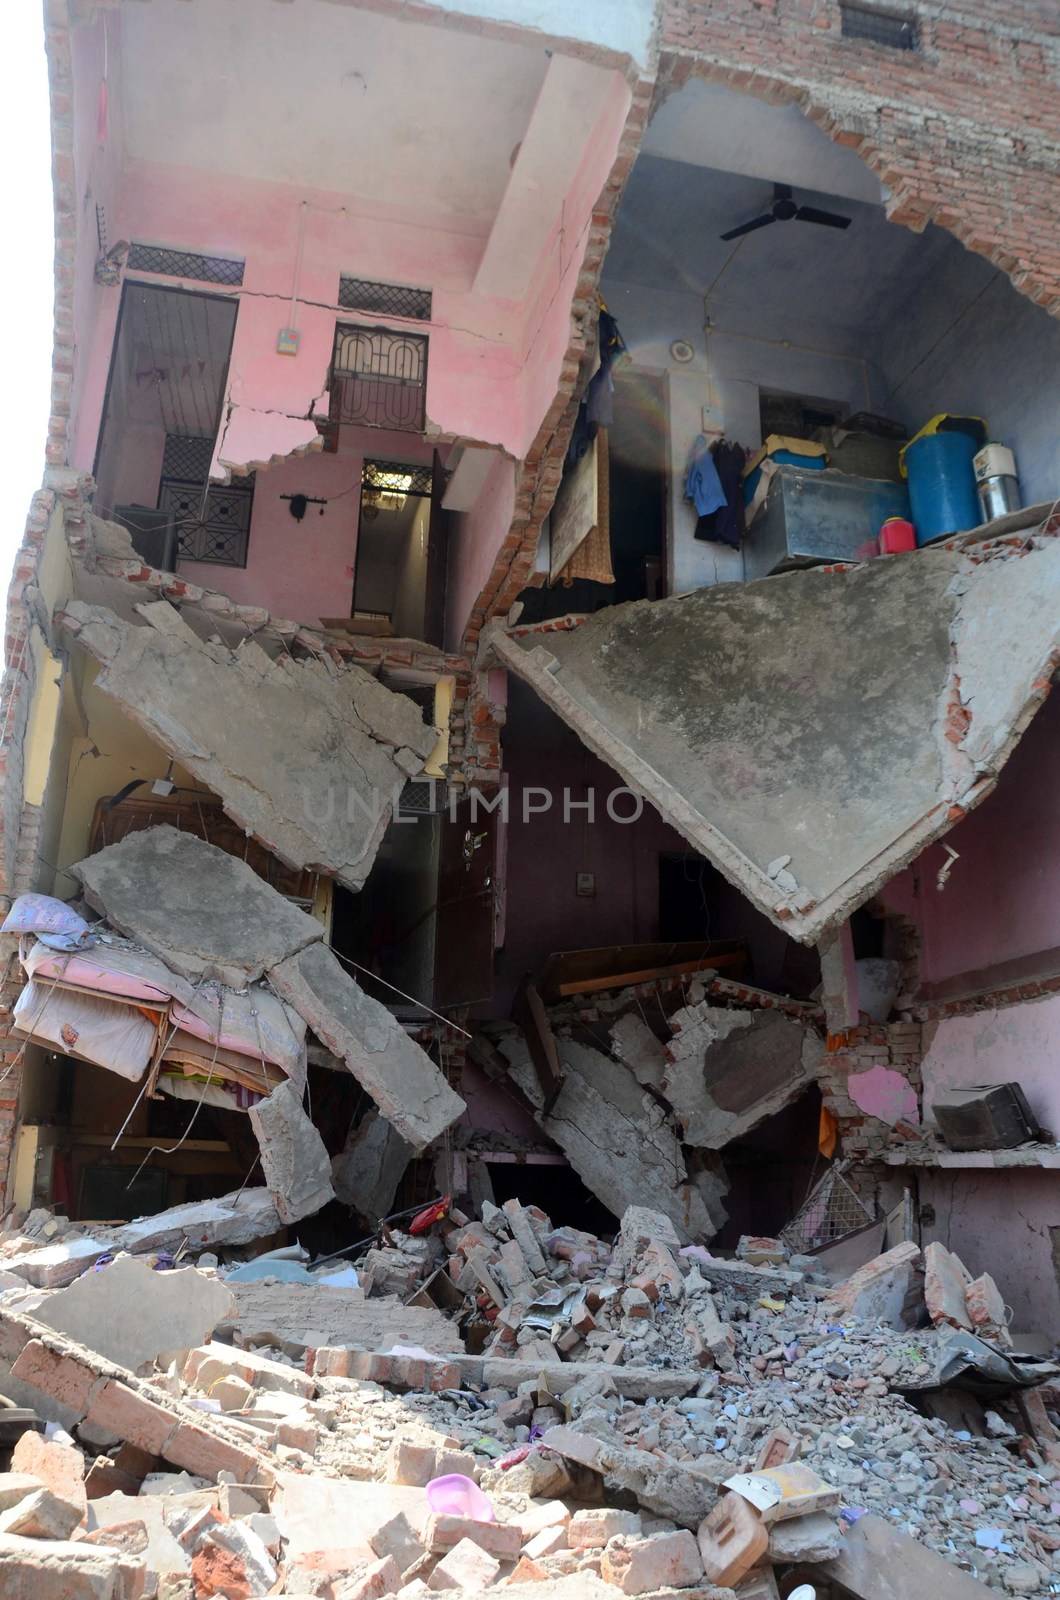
[743,467,911,582]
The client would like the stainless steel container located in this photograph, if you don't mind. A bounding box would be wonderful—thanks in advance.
[974,444,1021,523]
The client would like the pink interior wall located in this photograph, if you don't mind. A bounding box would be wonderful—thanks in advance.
[917,1167,1060,1331]
[920,992,1060,1133]
[445,454,517,650]
[178,426,434,627]
[882,693,1060,989]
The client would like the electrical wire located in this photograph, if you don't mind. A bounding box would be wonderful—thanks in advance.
[330,947,471,1038]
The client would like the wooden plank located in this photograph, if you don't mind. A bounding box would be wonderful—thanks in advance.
[822,1513,997,1600]
[554,953,745,996]
[513,981,565,1113]
[538,940,747,1003]
[549,433,599,581]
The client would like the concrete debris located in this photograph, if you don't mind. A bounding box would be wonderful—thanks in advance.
[0,1197,1053,1600]
[30,1256,236,1372]
[332,1109,414,1221]
[269,941,465,1151]
[249,1080,337,1225]
[110,1188,284,1256]
[498,1032,718,1242]
[62,597,438,889]
[664,1005,823,1149]
[73,824,322,988]
[488,533,1060,943]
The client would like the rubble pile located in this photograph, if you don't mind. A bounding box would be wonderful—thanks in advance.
[0,1198,1056,1598]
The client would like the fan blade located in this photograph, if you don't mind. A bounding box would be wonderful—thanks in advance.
[720,213,777,242]
[795,206,851,230]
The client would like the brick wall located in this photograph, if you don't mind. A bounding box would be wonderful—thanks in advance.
[820,1021,925,1157]
[660,0,1060,316]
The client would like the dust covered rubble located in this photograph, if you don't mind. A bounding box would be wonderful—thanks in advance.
[0,1202,1055,1599]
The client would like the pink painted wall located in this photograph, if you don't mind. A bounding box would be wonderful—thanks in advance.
[920,992,1060,1135]
[64,19,632,648]
[445,454,517,650]
[178,426,434,627]
[917,1167,1060,1332]
[882,693,1060,989]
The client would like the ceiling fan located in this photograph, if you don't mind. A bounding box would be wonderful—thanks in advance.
[721,182,852,242]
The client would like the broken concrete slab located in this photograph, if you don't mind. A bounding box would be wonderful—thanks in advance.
[73,825,321,989]
[0,1532,145,1599]
[499,1032,717,1242]
[248,1081,335,1225]
[331,1109,413,1221]
[62,597,438,889]
[268,942,465,1151]
[110,1188,282,1257]
[31,1256,236,1372]
[822,1511,998,1600]
[664,1005,823,1149]
[540,1424,726,1526]
[218,1284,465,1359]
[488,532,1060,942]
[824,1242,923,1328]
[609,1013,667,1090]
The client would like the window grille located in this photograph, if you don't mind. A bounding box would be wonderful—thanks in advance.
[399,780,449,815]
[128,243,245,286]
[839,3,918,48]
[362,459,433,498]
[331,324,428,432]
[158,434,255,568]
[339,276,432,321]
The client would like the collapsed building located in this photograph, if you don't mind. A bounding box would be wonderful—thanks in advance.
[0,0,1059,1592]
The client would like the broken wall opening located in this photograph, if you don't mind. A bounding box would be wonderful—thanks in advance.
[495,680,819,1015]
[595,76,1060,597]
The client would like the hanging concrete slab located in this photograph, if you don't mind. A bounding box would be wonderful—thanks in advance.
[248,1081,336,1225]
[488,532,1060,942]
[268,942,465,1151]
[61,598,438,889]
[74,825,322,988]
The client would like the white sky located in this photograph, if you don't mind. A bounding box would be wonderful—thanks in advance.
[0,11,55,622]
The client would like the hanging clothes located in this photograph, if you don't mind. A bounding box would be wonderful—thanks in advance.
[695,438,748,549]
[684,434,727,518]
[585,307,628,428]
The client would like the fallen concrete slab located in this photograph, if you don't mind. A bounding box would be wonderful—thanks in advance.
[822,1511,998,1600]
[110,1188,282,1256]
[248,1081,335,1225]
[665,1003,823,1149]
[268,942,465,1150]
[74,825,321,988]
[218,1283,466,1359]
[31,1257,236,1373]
[61,597,438,889]
[310,1348,699,1399]
[488,531,1060,942]
[498,1032,717,1242]
[331,1108,413,1220]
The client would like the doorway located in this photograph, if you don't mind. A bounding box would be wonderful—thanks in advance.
[351,456,447,643]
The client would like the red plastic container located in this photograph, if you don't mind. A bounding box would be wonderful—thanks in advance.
[879,516,916,555]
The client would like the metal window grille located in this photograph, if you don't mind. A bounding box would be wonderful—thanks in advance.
[780,1166,876,1254]
[839,3,918,48]
[128,243,245,286]
[331,324,428,432]
[339,276,432,321]
[158,434,255,567]
[399,780,449,815]
[362,459,433,497]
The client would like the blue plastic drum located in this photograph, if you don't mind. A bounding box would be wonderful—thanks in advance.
[904,432,981,544]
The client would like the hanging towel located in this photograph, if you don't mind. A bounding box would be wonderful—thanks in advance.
[685,434,727,518]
